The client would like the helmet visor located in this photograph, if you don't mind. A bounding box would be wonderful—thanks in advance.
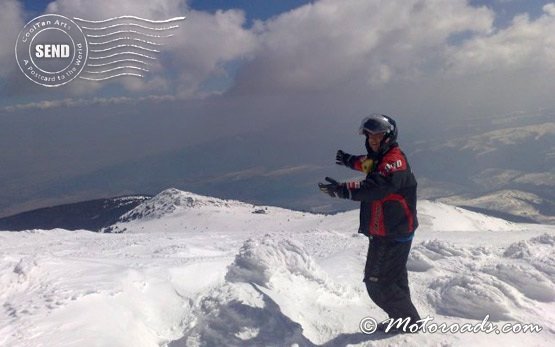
[358,115,393,135]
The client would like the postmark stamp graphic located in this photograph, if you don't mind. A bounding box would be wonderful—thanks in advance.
[15,14,185,87]
[15,14,88,87]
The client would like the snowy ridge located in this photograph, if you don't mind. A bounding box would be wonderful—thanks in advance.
[108,188,522,234]
[444,122,555,155]
[105,188,319,234]
[119,188,248,222]
[109,195,151,207]
[438,190,555,224]
[417,200,517,231]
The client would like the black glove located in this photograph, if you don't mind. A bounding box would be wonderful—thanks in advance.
[336,150,354,167]
[318,177,349,199]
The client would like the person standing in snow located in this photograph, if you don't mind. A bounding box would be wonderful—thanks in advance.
[318,114,421,332]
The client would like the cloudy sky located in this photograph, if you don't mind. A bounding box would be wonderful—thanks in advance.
[1,0,554,216]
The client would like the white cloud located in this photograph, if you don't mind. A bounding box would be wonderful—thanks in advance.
[0,0,25,78]
[5,0,555,118]
[219,0,555,120]
[44,0,256,97]
[163,9,257,97]
[233,0,494,93]
[545,3,555,16]
[2,94,180,112]
[445,4,555,75]
[46,0,187,20]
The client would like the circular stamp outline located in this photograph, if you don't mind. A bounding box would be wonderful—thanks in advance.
[29,27,75,75]
[15,14,88,87]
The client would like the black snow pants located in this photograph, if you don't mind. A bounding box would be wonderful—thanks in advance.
[363,236,421,324]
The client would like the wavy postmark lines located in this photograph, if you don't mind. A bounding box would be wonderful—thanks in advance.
[75,16,185,81]
[15,14,185,87]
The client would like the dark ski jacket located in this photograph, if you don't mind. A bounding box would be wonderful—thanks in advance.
[344,144,418,240]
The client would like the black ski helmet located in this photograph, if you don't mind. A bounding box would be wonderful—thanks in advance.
[359,114,398,155]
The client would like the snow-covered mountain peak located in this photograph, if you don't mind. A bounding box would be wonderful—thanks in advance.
[119,188,250,222]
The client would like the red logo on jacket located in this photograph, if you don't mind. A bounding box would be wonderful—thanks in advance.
[377,147,407,176]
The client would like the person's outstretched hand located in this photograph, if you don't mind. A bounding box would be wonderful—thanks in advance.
[318,177,349,199]
[335,150,353,166]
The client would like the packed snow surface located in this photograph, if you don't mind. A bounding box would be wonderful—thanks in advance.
[1,188,554,347]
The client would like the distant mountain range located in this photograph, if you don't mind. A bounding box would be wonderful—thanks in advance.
[0,112,553,229]
[0,187,540,233]
[0,195,151,232]
[411,115,555,224]
[438,189,555,224]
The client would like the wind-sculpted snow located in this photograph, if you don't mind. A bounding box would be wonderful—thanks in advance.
[225,236,327,287]
[417,239,470,259]
[172,281,315,347]
[407,250,435,272]
[172,235,366,346]
[504,234,555,283]
[422,234,555,323]
[481,263,555,302]
[428,273,516,321]
[503,240,534,259]
[530,233,555,245]
[1,256,45,320]
[413,240,519,320]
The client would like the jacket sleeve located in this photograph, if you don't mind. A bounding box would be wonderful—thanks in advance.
[347,170,405,201]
